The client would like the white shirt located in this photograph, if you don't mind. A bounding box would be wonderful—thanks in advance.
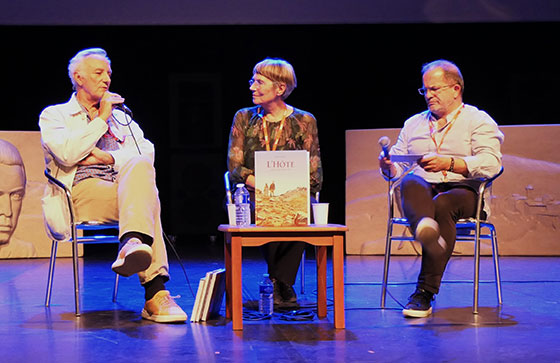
[388,104,504,183]
[39,93,155,190]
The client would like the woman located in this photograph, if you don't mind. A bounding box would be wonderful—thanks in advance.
[227,58,322,307]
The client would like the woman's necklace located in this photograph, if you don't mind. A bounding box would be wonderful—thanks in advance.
[262,107,289,151]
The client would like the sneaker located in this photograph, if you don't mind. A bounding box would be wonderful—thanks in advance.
[142,290,188,323]
[402,288,434,318]
[415,217,446,252]
[111,239,153,277]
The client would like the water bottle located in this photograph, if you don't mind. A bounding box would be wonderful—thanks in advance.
[259,273,274,316]
[233,183,251,226]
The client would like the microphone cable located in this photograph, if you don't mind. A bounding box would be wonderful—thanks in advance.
[112,105,195,299]
[163,231,196,299]
[112,107,142,155]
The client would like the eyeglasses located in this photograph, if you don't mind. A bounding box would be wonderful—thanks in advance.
[249,78,265,87]
[249,77,279,88]
[418,84,456,96]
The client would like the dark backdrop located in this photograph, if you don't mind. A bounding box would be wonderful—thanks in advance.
[2,22,558,245]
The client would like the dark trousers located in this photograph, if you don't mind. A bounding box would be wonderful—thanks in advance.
[261,242,306,286]
[400,174,478,294]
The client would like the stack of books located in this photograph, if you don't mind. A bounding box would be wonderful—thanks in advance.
[190,268,226,323]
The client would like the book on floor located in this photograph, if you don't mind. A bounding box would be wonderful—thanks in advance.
[191,268,226,322]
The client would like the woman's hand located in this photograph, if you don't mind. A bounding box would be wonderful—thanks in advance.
[245,174,255,190]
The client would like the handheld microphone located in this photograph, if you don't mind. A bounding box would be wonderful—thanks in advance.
[115,103,133,117]
[378,136,391,158]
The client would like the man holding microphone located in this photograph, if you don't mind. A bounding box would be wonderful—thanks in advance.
[39,48,187,323]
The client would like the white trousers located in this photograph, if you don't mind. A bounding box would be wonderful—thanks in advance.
[72,156,169,284]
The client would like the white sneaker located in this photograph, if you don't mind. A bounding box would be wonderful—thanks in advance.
[142,290,188,323]
[111,239,153,277]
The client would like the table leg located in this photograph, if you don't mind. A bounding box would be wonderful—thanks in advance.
[224,232,232,320]
[332,234,345,329]
[231,235,243,330]
[316,246,327,318]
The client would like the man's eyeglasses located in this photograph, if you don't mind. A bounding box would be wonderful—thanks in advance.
[418,84,456,96]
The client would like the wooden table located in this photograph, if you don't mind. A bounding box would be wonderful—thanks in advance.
[218,224,347,330]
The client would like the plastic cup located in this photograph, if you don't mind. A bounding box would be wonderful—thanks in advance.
[227,203,237,226]
[312,203,329,225]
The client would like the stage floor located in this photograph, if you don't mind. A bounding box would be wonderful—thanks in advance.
[1,243,559,362]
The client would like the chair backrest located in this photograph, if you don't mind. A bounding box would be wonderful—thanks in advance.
[224,171,232,204]
[44,168,120,242]
[472,166,504,221]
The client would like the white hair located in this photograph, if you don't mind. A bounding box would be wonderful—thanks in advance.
[68,48,111,90]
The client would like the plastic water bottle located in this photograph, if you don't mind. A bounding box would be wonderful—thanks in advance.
[259,273,274,316]
[233,183,251,226]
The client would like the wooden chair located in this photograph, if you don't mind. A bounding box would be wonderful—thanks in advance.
[44,169,121,316]
[380,167,504,314]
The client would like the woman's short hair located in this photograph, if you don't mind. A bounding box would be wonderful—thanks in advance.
[253,58,297,100]
[422,59,465,95]
[68,48,111,90]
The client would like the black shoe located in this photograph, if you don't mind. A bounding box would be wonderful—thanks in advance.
[402,288,434,318]
[277,280,298,305]
[272,278,284,306]
[272,279,298,308]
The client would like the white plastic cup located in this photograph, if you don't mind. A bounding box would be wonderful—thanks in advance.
[312,203,329,225]
[227,203,237,226]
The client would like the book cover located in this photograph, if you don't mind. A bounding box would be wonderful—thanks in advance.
[254,150,310,227]
[206,269,226,320]
[200,270,218,321]
[198,269,217,322]
[190,277,207,323]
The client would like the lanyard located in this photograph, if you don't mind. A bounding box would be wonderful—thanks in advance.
[428,104,463,181]
[261,108,288,151]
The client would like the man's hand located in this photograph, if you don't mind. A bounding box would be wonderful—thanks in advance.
[98,92,125,121]
[418,152,450,172]
[419,152,468,176]
[379,155,396,178]
[78,147,115,166]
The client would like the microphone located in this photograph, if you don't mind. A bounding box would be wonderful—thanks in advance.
[115,103,133,116]
[378,136,391,158]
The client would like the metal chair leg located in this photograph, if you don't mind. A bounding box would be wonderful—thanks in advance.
[490,227,503,305]
[300,249,306,295]
[112,274,119,302]
[71,239,81,316]
[45,240,58,307]
[380,221,394,309]
[473,222,481,314]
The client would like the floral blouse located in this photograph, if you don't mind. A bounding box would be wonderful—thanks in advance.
[227,106,323,194]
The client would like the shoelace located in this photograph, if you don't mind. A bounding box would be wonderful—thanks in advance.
[153,293,181,309]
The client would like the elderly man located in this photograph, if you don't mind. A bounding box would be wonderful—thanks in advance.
[39,48,186,323]
[379,59,504,318]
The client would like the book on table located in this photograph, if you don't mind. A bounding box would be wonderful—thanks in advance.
[254,150,310,227]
